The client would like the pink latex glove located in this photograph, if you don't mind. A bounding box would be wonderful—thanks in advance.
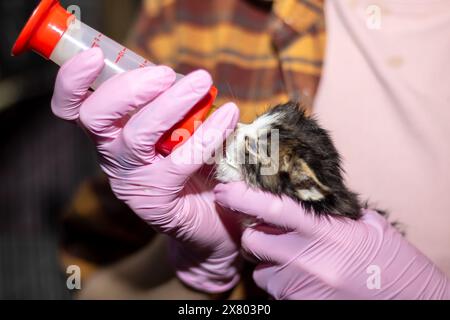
[214,182,450,300]
[51,48,242,293]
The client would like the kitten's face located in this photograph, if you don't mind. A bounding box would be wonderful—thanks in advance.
[216,111,281,184]
[216,102,361,219]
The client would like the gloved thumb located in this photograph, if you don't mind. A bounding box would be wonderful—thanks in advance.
[51,48,105,121]
[163,102,240,182]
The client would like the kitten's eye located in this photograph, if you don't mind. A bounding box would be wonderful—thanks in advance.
[244,135,273,167]
[245,136,258,154]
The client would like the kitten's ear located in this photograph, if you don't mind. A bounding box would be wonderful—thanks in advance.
[281,155,330,201]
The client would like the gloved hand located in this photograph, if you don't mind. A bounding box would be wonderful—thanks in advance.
[214,182,450,300]
[52,48,242,293]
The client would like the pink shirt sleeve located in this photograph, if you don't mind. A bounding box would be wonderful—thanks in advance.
[314,0,450,276]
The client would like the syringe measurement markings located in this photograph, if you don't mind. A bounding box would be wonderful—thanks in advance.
[91,33,103,48]
[115,47,127,64]
[139,60,150,68]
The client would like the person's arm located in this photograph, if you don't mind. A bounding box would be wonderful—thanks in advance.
[215,182,450,300]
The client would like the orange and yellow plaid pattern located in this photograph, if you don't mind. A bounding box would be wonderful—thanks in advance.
[131,0,325,122]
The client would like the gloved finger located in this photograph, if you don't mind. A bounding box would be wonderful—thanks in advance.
[51,48,105,121]
[214,182,319,233]
[252,264,277,296]
[119,70,213,159]
[79,66,176,145]
[159,102,240,184]
[253,264,316,300]
[241,226,302,265]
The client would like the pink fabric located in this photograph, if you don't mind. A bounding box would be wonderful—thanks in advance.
[52,48,242,293]
[314,0,450,276]
[214,182,450,300]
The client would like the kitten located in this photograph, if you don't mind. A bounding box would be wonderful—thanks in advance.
[216,101,362,220]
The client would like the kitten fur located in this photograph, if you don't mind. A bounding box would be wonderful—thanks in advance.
[216,101,362,220]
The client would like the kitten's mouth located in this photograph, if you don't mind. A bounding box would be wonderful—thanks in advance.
[225,157,240,171]
[222,144,240,170]
[215,132,245,184]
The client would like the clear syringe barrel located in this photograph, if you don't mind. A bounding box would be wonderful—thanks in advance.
[12,0,217,155]
[50,20,183,89]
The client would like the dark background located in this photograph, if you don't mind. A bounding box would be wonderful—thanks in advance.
[0,0,141,299]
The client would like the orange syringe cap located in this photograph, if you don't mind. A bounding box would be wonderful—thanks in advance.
[12,0,73,59]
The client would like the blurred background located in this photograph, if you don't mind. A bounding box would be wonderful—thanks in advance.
[0,0,142,299]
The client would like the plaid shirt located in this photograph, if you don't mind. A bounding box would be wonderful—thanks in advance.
[130,0,325,122]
